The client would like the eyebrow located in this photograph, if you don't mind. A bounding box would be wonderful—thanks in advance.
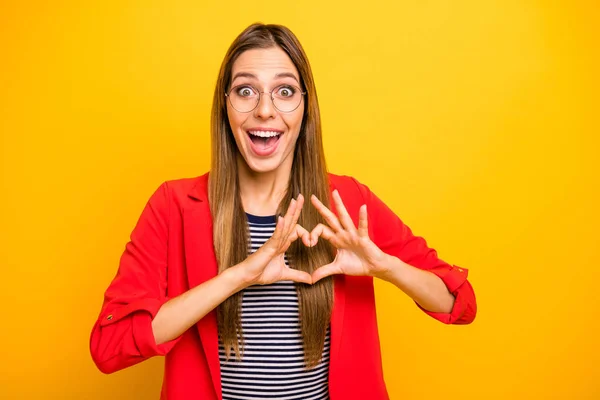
[231,72,300,84]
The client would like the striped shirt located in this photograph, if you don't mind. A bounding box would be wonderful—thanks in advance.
[219,213,331,400]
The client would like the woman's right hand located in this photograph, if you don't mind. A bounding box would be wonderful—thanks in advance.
[237,194,313,286]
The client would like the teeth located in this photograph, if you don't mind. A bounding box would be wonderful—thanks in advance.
[248,130,281,138]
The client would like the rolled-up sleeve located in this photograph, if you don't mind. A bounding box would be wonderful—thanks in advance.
[351,178,477,325]
[90,181,181,374]
[414,265,476,324]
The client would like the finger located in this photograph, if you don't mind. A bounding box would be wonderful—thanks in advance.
[310,194,343,232]
[270,198,294,246]
[291,194,304,225]
[357,204,369,237]
[270,215,286,243]
[285,198,297,221]
[286,223,307,243]
[310,223,337,247]
[281,268,313,285]
[291,224,312,247]
[312,263,343,283]
[280,198,297,238]
[332,190,357,233]
[285,195,304,238]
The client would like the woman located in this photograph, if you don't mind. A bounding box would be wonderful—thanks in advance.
[90,23,477,400]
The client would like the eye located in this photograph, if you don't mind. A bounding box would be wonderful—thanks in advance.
[235,85,256,97]
[275,85,296,98]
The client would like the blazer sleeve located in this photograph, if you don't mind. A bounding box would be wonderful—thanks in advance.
[90,181,181,374]
[351,178,477,325]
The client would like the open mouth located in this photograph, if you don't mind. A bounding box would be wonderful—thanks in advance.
[246,129,284,151]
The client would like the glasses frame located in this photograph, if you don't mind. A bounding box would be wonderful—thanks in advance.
[225,84,307,113]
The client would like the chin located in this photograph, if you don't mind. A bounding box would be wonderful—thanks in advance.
[245,158,283,174]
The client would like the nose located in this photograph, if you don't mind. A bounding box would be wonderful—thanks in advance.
[254,92,276,120]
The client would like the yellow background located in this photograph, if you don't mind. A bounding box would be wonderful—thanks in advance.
[1,1,598,399]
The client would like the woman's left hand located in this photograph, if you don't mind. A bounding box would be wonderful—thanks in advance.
[309,190,392,283]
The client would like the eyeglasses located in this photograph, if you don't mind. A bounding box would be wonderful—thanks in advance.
[225,84,306,113]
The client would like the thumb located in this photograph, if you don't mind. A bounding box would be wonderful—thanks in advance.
[312,263,343,283]
[281,268,313,285]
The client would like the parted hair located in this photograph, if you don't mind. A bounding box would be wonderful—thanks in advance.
[209,23,335,368]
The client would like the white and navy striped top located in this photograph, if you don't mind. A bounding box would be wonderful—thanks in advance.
[219,213,331,400]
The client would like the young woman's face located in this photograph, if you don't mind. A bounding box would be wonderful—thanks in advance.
[226,47,305,175]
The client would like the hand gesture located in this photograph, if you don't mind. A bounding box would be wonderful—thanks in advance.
[241,194,313,286]
[309,190,390,283]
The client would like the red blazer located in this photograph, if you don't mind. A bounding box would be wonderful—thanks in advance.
[90,173,476,399]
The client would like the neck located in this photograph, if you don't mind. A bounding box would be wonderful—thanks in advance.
[237,155,293,216]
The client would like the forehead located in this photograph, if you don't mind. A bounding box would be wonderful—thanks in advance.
[231,47,300,83]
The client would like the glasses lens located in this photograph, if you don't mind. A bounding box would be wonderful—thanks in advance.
[227,85,303,113]
[273,85,302,112]
[228,85,259,112]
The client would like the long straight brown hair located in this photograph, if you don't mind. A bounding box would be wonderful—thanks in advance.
[208,23,335,368]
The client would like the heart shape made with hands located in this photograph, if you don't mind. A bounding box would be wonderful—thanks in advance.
[272,190,389,285]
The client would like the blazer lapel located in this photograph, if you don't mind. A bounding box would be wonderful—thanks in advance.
[183,175,222,399]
